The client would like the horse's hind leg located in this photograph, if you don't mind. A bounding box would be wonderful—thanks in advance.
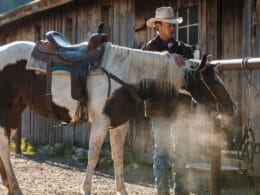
[110,123,129,195]
[0,127,22,195]
[81,114,110,195]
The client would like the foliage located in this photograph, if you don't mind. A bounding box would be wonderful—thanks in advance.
[77,154,88,163]
[47,143,73,157]
[10,138,136,167]
[10,138,44,154]
[97,149,113,168]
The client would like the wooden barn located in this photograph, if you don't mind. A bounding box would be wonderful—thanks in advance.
[0,0,260,180]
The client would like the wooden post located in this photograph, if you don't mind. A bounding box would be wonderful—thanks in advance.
[210,115,222,195]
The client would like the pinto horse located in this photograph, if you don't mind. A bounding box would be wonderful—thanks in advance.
[0,41,235,195]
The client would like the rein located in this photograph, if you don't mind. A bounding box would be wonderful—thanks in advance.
[100,67,143,129]
[100,67,142,103]
[199,71,218,101]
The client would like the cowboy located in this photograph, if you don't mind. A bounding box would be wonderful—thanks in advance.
[142,6,194,195]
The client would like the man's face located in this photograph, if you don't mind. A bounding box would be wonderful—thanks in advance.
[156,22,176,41]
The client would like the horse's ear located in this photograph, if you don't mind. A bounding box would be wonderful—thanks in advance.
[198,54,210,71]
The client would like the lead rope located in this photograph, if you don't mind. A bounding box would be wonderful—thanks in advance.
[238,58,257,190]
[237,126,257,189]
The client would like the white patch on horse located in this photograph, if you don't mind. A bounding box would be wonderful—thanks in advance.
[52,72,78,119]
[0,41,35,71]
[100,43,185,91]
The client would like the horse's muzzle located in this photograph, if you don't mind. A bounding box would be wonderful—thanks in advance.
[220,102,237,117]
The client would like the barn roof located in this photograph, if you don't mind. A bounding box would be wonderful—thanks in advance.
[0,0,75,28]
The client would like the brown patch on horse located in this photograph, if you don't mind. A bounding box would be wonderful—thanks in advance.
[102,81,193,127]
[0,60,72,130]
[103,86,140,128]
[137,80,191,118]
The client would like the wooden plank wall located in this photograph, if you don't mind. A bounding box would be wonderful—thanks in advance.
[1,0,260,168]
[248,0,260,175]
[220,0,243,129]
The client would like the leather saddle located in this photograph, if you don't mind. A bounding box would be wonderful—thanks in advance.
[33,31,105,66]
[31,30,107,123]
[32,31,106,99]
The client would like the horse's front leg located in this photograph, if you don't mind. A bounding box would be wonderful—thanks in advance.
[110,123,129,195]
[0,127,22,195]
[0,155,10,191]
[81,115,110,195]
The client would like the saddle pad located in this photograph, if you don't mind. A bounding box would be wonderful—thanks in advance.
[26,55,48,73]
[26,55,71,74]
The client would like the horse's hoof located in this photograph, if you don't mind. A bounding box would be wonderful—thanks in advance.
[116,187,128,195]
[81,184,91,195]
[116,192,128,195]
[8,190,23,195]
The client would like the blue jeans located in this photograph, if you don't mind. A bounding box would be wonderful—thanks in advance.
[152,117,189,193]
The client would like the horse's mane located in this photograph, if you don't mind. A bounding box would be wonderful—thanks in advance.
[0,41,35,70]
[100,42,185,91]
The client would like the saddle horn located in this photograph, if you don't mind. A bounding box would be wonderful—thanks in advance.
[97,22,106,34]
[88,22,108,51]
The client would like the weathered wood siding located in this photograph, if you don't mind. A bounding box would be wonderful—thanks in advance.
[244,0,260,175]
[1,0,260,172]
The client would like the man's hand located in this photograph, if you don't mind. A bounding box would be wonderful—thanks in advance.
[172,53,185,67]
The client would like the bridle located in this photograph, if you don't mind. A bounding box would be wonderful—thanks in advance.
[198,65,220,110]
[183,60,220,111]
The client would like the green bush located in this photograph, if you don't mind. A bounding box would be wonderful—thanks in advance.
[48,143,73,157]
[10,138,43,154]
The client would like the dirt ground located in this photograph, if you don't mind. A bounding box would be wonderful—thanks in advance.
[0,153,157,195]
[0,153,259,195]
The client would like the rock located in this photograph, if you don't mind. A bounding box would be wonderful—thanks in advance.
[75,147,87,156]
[133,163,139,170]
[38,145,53,154]
[54,143,63,149]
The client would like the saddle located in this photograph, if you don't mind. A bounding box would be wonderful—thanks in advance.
[31,30,108,123]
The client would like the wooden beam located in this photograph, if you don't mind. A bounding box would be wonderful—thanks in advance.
[210,58,260,71]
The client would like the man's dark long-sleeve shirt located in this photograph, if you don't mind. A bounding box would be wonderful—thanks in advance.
[142,35,194,59]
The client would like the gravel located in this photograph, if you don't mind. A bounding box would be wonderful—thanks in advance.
[0,153,156,195]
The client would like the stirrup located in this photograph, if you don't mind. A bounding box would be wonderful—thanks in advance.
[75,100,88,123]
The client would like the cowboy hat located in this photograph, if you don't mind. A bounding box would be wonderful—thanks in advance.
[146,7,183,27]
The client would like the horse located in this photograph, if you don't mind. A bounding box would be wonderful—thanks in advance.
[0,40,236,195]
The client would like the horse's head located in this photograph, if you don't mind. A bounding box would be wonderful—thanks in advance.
[183,55,236,116]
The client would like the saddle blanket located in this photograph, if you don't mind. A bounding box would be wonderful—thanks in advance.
[26,55,71,75]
